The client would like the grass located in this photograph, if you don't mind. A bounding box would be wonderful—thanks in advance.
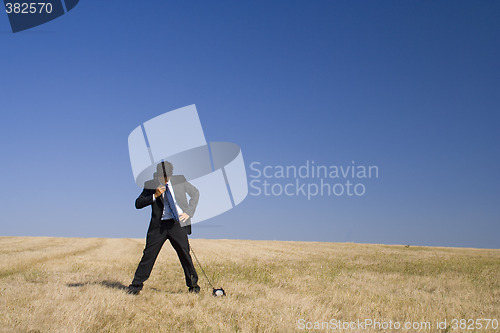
[0,237,498,332]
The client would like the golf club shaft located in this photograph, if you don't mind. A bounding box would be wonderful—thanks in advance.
[190,246,215,289]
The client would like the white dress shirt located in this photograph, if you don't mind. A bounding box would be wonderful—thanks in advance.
[152,180,185,220]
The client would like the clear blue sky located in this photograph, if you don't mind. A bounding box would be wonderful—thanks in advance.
[1,1,498,248]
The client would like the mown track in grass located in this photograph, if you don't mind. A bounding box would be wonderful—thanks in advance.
[0,238,106,279]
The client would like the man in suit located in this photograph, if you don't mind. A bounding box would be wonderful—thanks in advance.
[127,161,200,295]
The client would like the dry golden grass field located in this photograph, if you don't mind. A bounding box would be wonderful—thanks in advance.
[0,236,499,333]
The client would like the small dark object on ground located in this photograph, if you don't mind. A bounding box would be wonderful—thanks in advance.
[213,288,226,297]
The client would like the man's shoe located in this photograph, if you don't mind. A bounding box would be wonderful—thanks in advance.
[126,285,141,295]
[188,286,200,294]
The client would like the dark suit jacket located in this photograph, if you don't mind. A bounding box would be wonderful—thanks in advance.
[135,175,200,235]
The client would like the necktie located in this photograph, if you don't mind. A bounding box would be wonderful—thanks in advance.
[164,184,180,222]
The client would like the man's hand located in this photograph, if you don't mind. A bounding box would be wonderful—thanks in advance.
[179,213,190,222]
[154,186,166,199]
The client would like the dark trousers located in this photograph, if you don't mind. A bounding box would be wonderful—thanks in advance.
[131,218,198,289]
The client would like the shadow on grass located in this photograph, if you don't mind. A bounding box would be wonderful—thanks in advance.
[67,281,187,294]
[149,287,186,294]
[67,280,128,290]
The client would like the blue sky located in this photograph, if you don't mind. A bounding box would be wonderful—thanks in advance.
[0,1,498,248]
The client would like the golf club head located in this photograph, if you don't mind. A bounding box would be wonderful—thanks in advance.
[212,288,226,297]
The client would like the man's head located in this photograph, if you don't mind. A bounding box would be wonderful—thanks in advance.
[156,161,173,184]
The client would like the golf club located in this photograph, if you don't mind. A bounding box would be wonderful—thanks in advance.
[190,246,226,297]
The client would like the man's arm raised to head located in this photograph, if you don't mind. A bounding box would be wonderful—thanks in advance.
[135,179,164,209]
[135,187,156,209]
